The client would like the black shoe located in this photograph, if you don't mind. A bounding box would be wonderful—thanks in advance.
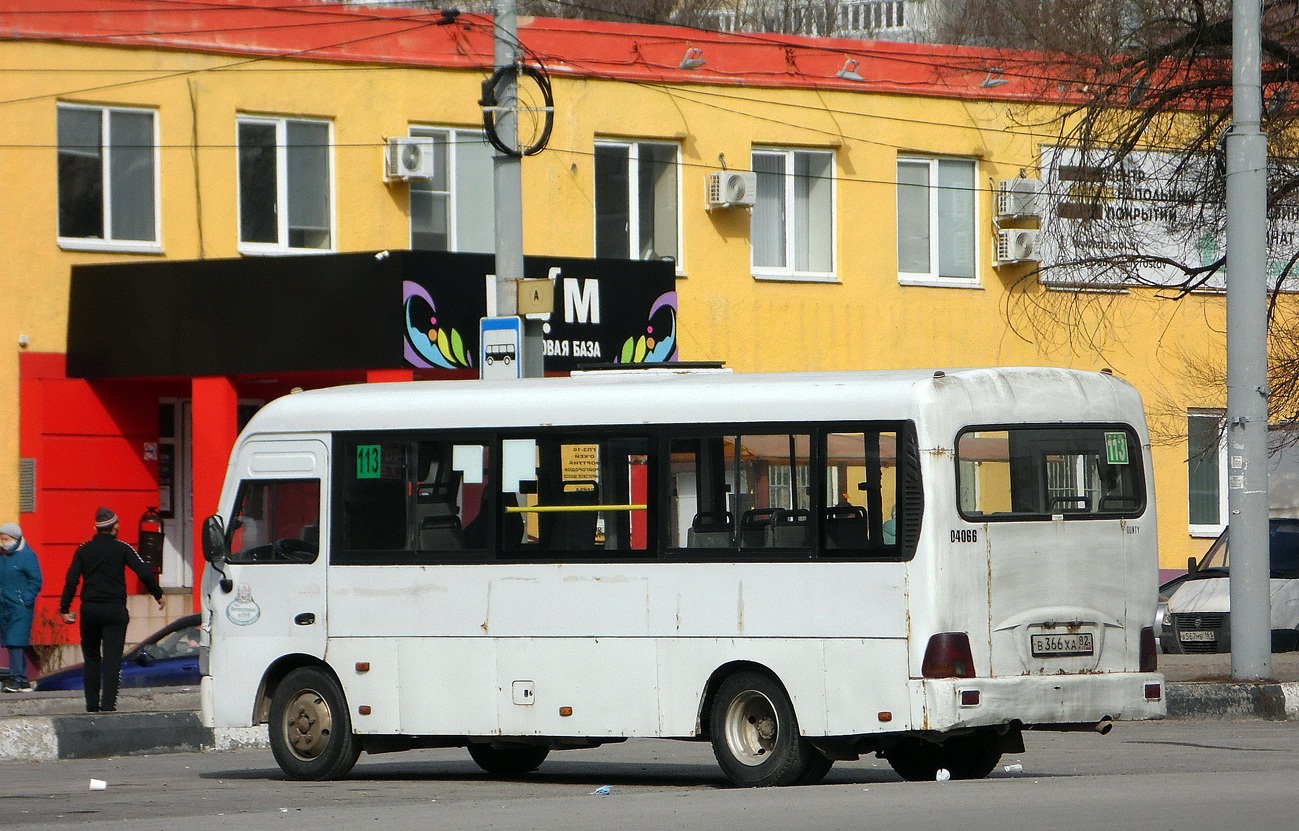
[86,706,99,713]
[101,707,116,713]
[2,682,30,693]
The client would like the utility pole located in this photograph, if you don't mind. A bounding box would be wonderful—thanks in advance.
[1225,0,1272,679]
[485,0,544,378]
[492,0,523,321]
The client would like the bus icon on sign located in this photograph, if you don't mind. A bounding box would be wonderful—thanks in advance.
[485,344,515,366]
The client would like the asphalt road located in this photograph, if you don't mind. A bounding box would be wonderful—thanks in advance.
[3,719,1297,831]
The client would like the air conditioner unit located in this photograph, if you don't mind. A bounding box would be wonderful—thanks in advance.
[707,171,758,209]
[385,136,436,182]
[996,177,1043,219]
[997,228,1041,264]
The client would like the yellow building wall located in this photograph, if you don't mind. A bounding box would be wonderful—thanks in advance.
[0,38,1257,571]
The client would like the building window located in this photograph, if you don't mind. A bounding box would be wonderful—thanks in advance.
[57,104,159,250]
[594,140,680,265]
[1188,410,1226,535]
[409,127,495,253]
[897,156,977,286]
[751,148,835,280]
[237,116,333,252]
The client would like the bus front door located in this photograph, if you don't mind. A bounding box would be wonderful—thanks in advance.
[207,439,329,725]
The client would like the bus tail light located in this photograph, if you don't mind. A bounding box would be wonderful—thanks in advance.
[1139,627,1157,673]
[922,632,976,678]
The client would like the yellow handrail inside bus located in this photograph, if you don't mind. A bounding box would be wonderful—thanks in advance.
[505,504,647,513]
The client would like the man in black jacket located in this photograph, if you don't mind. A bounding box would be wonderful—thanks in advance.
[59,507,164,713]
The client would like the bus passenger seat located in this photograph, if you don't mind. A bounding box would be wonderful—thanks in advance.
[420,514,465,550]
[687,511,733,548]
[739,508,783,548]
[824,504,868,549]
[773,509,810,548]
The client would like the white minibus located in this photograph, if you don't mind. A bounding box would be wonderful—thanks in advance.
[200,367,1165,786]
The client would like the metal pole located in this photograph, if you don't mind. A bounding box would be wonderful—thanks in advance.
[1225,0,1272,679]
[489,0,544,378]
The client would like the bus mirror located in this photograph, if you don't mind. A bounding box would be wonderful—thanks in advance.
[202,515,228,563]
[1187,556,1198,574]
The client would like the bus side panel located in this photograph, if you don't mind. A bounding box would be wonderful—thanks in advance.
[327,563,908,640]
[648,563,910,638]
[329,638,401,734]
[822,637,914,734]
[495,638,660,736]
[397,639,498,735]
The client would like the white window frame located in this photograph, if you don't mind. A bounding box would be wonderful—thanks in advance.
[56,103,162,253]
[1188,409,1227,537]
[751,147,836,283]
[896,155,980,288]
[408,126,495,253]
[236,115,336,255]
[593,139,683,270]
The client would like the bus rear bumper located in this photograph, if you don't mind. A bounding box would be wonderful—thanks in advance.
[916,672,1167,732]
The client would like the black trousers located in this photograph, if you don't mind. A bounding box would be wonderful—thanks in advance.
[79,602,129,712]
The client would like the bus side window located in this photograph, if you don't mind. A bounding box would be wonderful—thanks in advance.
[340,441,411,552]
[821,430,899,555]
[670,437,733,550]
[499,436,651,557]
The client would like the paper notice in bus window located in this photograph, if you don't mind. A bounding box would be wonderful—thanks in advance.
[1104,432,1130,465]
[453,444,485,484]
[356,445,381,479]
[502,439,537,493]
[562,443,600,485]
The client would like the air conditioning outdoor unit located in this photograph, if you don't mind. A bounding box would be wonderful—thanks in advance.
[996,177,1044,219]
[997,228,1041,264]
[385,136,436,182]
[707,171,758,209]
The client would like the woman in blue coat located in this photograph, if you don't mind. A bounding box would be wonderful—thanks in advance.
[0,522,42,692]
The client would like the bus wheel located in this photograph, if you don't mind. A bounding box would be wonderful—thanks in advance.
[710,670,823,787]
[269,666,361,781]
[468,744,550,776]
[794,751,835,785]
[884,733,1002,781]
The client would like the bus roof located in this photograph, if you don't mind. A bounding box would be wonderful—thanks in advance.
[237,367,1145,441]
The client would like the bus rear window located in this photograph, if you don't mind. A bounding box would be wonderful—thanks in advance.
[956,426,1144,520]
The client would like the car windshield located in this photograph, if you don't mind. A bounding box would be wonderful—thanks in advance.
[148,625,201,659]
[1203,519,1299,576]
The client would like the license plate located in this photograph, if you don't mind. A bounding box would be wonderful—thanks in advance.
[1180,630,1216,642]
[1031,632,1095,657]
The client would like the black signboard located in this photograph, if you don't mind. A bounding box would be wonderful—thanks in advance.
[67,251,677,379]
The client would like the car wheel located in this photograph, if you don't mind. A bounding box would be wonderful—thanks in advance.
[467,744,550,776]
[709,670,824,787]
[269,666,361,781]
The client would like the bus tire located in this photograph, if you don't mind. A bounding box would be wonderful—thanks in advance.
[884,733,1002,781]
[269,666,361,781]
[467,743,550,776]
[710,670,822,787]
[794,751,835,785]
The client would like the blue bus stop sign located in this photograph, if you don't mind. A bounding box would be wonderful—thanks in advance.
[480,316,523,380]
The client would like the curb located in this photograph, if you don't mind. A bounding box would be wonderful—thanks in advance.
[1165,681,1299,720]
[0,713,267,762]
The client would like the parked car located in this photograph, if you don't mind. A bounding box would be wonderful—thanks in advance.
[1160,521,1299,654]
[35,614,201,691]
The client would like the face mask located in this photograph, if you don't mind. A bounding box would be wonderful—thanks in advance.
[0,541,15,553]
